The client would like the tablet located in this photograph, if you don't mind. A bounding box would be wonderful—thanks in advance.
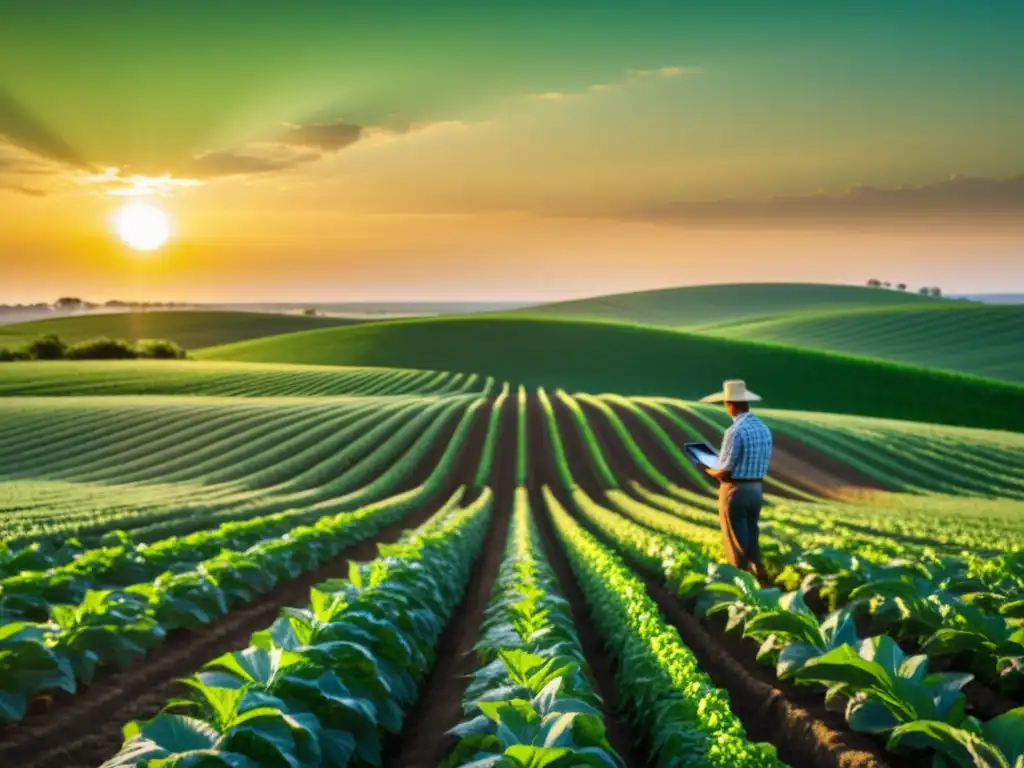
[684,441,720,470]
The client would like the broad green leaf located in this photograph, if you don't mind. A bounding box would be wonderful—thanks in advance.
[983,707,1024,762]
[888,720,1011,768]
[124,714,220,752]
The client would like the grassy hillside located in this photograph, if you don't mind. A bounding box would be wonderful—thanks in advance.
[518,282,941,327]
[199,315,1024,431]
[0,311,357,351]
[710,303,1024,383]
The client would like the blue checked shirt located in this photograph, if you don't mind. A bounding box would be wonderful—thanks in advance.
[719,412,772,480]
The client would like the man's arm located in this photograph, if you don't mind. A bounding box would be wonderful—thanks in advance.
[706,426,740,482]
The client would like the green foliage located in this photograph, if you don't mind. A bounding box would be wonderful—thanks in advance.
[443,489,622,767]
[548,490,782,767]
[26,333,67,359]
[135,338,188,359]
[1,334,191,362]
[103,491,493,768]
[66,337,139,359]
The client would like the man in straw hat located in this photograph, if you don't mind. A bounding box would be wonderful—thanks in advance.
[700,379,773,584]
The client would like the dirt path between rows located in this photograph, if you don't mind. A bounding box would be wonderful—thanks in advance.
[527,395,645,768]
[383,397,516,768]
[1,404,488,768]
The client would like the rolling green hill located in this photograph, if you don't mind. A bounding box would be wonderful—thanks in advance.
[199,315,1024,431]
[518,282,942,327]
[0,311,357,351]
[709,303,1024,383]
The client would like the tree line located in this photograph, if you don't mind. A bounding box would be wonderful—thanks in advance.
[0,335,187,363]
[866,279,943,296]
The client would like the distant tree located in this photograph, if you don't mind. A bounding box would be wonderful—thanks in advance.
[896,283,907,291]
[866,278,882,288]
[27,334,67,360]
[54,297,84,310]
[918,287,930,295]
[930,286,942,297]
[303,308,318,317]
[0,348,30,362]
[136,339,187,359]
[66,338,137,360]
[883,281,892,288]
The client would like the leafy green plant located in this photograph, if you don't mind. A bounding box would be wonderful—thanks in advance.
[887,706,1024,767]
[548,489,782,768]
[794,635,973,735]
[443,489,622,767]
[103,490,493,768]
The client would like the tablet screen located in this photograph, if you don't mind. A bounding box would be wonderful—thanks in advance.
[684,442,720,470]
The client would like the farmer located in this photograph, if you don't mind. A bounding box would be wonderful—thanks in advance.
[699,379,772,584]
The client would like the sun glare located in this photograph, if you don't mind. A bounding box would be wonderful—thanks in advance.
[115,202,170,252]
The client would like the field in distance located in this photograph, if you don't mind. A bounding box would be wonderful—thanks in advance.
[516,281,941,327]
[197,314,1024,432]
[706,302,1024,383]
[0,310,358,350]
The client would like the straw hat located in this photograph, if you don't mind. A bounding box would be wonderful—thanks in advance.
[700,379,762,403]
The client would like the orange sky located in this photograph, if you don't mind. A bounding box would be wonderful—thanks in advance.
[2,3,1023,302]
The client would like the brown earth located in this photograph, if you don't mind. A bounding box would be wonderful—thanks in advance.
[382,396,517,768]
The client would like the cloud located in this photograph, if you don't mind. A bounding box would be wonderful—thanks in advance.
[280,120,364,151]
[627,66,700,78]
[623,173,1024,225]
[528,64,699,102]
[75,167,203,196]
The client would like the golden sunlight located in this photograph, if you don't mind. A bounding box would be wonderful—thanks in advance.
[115,202,170,251]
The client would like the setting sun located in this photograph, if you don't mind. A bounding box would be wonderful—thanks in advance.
[115,203,170,251]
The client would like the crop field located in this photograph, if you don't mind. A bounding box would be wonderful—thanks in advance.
[197,316,1024,432]
[0,311,357,351]
[1,365,1023,768]
[708,304,1024,384]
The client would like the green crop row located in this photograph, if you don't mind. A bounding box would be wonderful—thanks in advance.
[442,488,623,767]
[547,488,783,767]
[100,488,494,768]
[0,360,493,398]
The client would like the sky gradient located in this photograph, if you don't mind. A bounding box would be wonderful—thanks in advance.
[2,1,1023,302]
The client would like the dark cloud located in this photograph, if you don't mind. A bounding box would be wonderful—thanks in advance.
[0,91,90,169]
[185,146,319,179]
[280,120,364,151]
[628,174,1024,224]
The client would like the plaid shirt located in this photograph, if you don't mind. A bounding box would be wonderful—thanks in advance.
[719,412,772,480]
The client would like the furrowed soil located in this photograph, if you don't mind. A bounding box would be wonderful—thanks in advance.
[526,395,645,768]
[383,396,516,768]
[551,396,896,768]
[0,404,488,768]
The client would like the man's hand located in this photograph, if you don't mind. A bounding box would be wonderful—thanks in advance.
[705,466,733,483]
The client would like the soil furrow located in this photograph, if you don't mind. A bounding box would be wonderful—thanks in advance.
[526,396,644,768]
[1,402,488,768]
[383,396,517,768]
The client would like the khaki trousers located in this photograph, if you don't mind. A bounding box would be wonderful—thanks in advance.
[718,481,763,571]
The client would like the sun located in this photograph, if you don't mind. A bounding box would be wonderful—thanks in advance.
[115,202,170,251]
